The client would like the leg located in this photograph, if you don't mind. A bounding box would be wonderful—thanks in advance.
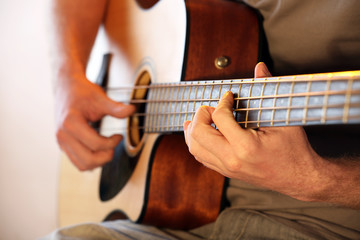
[40,220,206,240]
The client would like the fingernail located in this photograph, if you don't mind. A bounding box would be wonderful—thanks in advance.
[183,120,191,130]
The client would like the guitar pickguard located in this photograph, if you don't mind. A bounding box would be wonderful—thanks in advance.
[99,140,139,201]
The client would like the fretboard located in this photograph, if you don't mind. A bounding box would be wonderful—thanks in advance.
[142,71,360,133]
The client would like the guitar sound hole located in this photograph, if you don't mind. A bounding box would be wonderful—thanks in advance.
[128,71,151,148]
[135,0,159,9]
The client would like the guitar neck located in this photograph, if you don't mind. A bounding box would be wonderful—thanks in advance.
[142,70,360,133]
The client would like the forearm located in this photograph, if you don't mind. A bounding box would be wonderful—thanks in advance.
[50,0,108,78]
[310,156,360,209]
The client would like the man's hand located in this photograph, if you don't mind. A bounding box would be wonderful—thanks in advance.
[55,74,135,171]
[51,0,137,171]
[183,62,326,201]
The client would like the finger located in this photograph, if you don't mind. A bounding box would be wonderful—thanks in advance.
[193,105,215,125]
[64,111,122,152]
[59,143,86,171]
[212,62,271,140]
[97,94,136,119]
[183,120,192,145]
[185,106,235,169]
[57,130,115,170]
[186,105,227,151]
[183,120,191,130]
[254,62,272,78]
[185,105,226,152]
[195,153,227,177]
[253,62,273,134]
[212,91,255,143]
[184,125,227,175]
[186,130,236,178]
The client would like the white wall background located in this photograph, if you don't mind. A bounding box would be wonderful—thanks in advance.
[0,0,60,239]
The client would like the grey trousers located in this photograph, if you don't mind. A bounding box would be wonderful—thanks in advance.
[41,209,317,240]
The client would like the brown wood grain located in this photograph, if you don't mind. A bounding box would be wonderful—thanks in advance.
[183,0,259,81]
[142,135,226,229]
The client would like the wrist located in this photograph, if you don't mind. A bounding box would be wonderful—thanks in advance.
[303,155,360,208]
[52,57,88,90]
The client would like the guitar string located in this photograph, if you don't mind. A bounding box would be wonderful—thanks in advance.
[103,73,360,92]
[100,90,360,131]
[130,102,360,117]
[112,88,360,105]
[95,73,360,132]
[97,102,360,132]
[97,114,360,133]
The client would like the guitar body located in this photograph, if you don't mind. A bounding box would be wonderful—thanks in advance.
[138,0,261,229]
[59,0,262,230]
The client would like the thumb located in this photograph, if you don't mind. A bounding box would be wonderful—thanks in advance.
[99,94,136,119]
[254,62,272,78]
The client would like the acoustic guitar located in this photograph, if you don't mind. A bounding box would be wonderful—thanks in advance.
[59,0,360,230]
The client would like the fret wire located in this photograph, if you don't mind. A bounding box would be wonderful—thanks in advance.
[191,84,200,121]
[184,82,193,123]
[236,79,243,112]
[134,102,360,117]
[218,80,223,102]
[257,79,266,127]
[303,79,312,124]
[144,90,149,132]
[137,77,360,131]
[213,81,224,131]
[142,114,360,132]
[141,86,360,130]
[199,81,206,107]
[166,84,175,131]
[286,78,296,126]
[228,80,234,123]
[235,102,360,111]
[145,87,152,132]
[160,86,168,129]
[343,77,354,123]
[271,80,280,126]
[156,85,165,132]
[162,84,171,131]
[147,86,158,132]
[194,83,206,122]
[149,87,157,132]
[177,84,187,130]
[245,79,254,128]
[132,76,360,132]
[321,79,332,123]
[129,88,360,104]
[153,85,164,132]
[106,73,360,92]
[209,81,215,106]
[155,85,165,131]
[237,115,360,126]
[171,86,181,130]
[102,113,360,133]
[228,80,233,94]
